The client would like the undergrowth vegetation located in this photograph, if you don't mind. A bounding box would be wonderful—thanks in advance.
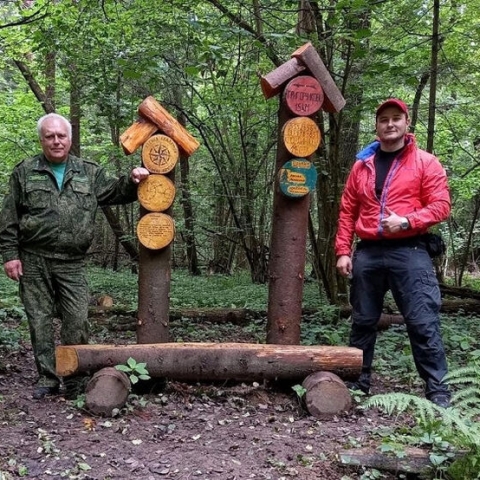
[1,266,480,478]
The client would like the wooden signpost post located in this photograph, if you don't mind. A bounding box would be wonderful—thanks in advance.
[262,42,345,345]
[120,96,200,344]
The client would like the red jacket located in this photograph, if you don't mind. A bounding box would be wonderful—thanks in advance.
[335,134,451,257]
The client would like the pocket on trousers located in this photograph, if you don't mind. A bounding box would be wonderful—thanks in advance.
[421,270,438,287]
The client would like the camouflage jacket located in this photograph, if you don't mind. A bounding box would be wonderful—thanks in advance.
[0,154,138,262]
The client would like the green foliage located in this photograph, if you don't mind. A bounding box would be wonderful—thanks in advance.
[446,362,480,417]
[88,266,325,312]
[115,357,151,385]
[0,282,28,348]
[364,360,480,479]
[71,394,86,410]
[88,267,139,310]
[291,384,306,399]
[170,270,269,309]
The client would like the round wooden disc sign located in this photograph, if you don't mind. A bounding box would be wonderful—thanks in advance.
[137,212,175,250]
[138,174,176,212]
[283,75,324,116]
[278,159,317,198]
[282,117,321,157]
[142,134,179,174]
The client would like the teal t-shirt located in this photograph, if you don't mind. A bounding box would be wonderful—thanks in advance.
[48,161,67,190]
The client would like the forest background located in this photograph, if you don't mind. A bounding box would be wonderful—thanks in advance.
[2,3,480,478]
[0,0,480,303]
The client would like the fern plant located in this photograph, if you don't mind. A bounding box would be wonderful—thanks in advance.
[364,361,480,479]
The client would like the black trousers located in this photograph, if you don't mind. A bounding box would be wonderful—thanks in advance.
[350,241,449,398]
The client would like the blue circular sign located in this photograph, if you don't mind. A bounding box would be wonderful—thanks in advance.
[278,159,317,198]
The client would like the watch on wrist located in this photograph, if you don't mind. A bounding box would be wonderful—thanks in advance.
[400,217,409,230]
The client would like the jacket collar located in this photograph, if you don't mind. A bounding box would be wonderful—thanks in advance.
[34,153,82,173]
[356,133,417,162]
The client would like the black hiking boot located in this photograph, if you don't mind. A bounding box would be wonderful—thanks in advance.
[33,386,59,400]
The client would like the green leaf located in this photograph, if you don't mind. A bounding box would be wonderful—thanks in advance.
[135,366,149,375]
[115,365,130,372]
[429,454,448,466]
[185,66,200,76]
[291,384,306,398]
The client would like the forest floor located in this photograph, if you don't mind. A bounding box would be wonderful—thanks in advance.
[0,315,424,480]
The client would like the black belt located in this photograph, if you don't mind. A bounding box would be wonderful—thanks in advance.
[356,235,427,250]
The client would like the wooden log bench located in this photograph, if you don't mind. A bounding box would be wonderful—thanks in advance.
[56,343,362,382]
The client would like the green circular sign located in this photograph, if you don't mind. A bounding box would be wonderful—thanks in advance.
[278,159,317,198]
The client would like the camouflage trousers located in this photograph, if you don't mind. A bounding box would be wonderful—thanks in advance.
[19,251,89,388]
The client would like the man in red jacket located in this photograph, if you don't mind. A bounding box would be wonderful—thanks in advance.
[335,98,451,408]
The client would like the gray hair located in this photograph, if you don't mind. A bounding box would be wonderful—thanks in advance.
[37,113,72,140]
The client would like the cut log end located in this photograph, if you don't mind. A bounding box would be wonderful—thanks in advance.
[85,367,131,416]
[56,346,80,377]
[119,118,158,155]
[302,371,352,418]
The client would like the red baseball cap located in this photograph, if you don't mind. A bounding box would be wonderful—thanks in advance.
[376,98,409,118]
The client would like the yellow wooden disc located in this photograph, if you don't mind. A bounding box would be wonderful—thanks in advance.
[137,174,176,212]
[282,117,321,157]
[142,134,179,174]
[137,213,175,250]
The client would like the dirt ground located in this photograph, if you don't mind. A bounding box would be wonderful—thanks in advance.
[0,319,407,480]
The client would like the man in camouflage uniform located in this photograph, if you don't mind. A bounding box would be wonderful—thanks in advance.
[0,113,149,399]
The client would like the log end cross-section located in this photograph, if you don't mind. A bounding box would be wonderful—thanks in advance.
[302,371,352,418]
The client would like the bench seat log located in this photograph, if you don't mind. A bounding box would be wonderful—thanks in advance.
[56,343,362,382]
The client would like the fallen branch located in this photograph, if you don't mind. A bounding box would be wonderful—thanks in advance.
[338,446,431,474]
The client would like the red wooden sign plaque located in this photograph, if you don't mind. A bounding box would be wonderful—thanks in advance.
[283,75,324,117]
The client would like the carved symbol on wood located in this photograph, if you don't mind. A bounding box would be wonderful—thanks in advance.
[283,75,324,117]
[137,212,175,250]
[138,175,176,212]
[142,134,179,174]
[282,117,321,157]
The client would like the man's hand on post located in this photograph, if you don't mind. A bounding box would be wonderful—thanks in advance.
[4,259,23,281]
[130,167,150,184]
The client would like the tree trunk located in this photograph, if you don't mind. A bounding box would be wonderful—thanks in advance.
[101,206,138,261]
[304,6,371,306]
[136,222,172,344]
[266,105,309,345]
[426,0,440,153]
[69,64,81,157]
[173,90,200,276]
[210,191,236,274]
[45,51,55,112]
[56,343,363,381]
[14,59,54,113]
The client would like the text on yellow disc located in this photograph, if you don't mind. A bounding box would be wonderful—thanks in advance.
[137,213,175,250]
[142,134,179,174]
[138,175,176,212]
[282,117,321,157]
